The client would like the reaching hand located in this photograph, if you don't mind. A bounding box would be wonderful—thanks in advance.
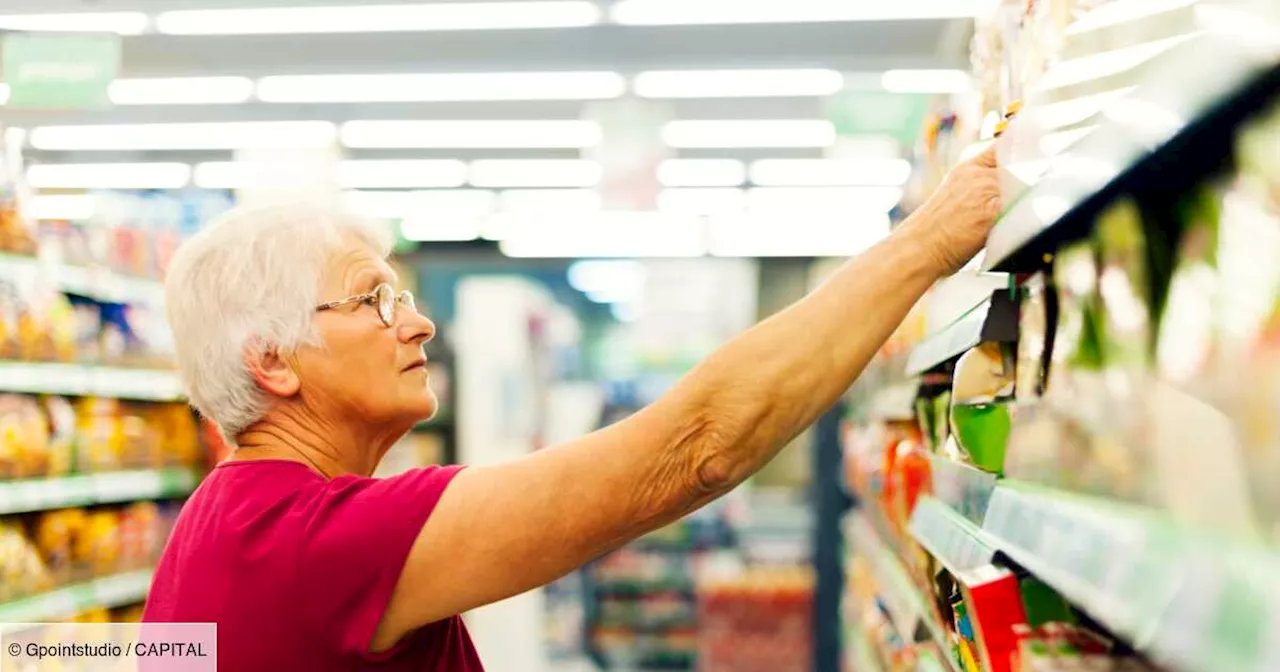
[903,144,1003,275]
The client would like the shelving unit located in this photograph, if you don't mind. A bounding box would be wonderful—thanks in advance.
[905,484,1280,672]
[0,361,184,401]
[0,469,199,516]
[0,254,165,306]
[839,5,1280,672]
[0,569,154,622]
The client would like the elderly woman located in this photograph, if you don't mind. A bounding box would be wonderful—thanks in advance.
[143,149,1000,670]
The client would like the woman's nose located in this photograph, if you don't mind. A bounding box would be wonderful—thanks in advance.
[399,308,436,344]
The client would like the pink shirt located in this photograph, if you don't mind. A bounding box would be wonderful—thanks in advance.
[144,460,484,671]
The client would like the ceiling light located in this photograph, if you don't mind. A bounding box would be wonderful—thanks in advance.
[27,163,191,190]
[657,159,746,187]
[498,189,602,212]
[399,217,483,242]
[29,194,97,221]
[109,77,255,105]
[708,213,891,257]
[612,0,987,25]
[634,69,843,98]
[30,122,337,151]
[337,160,468,189]
[662,120,836,148]
[258,72,625,103]
[0,12,149,35]
[498,212,706,258]
[657,188,746,215]
[470,160,602,188]
[747,187,903,213]
[344,190,497,219]
[880,69,972,93]
[193,162,337,190]
[749,159,913,187]
[341,120,601,149]
[156,1,601,35]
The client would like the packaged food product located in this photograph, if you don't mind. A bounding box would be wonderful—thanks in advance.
[0,123,36,256]
[950,342,1015,475]
[34,508,86,585]
[78,510,121,577]
[1016,273,1052,401]
[0,519,53,602]
[0,394,50,479]
[76,397,125,473]
[118,501,160,569]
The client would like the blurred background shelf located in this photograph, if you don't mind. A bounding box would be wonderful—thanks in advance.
[0,569,154,623]
[0,254,165,306]
[0,361,184,401]
[0,469,199,516]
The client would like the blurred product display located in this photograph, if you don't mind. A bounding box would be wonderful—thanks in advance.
[844,3,1280,672]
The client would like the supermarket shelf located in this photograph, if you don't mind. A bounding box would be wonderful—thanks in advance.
[0,254,165,306]
[850,513,961,672]
[904,290,1018,376]
[984,29,1280,272]
[907,497,996,575]
[0,469,199,516]
[0,569,153,623]
[927,454,997,527]
[0,361,184,401]
[912,482,1280,672]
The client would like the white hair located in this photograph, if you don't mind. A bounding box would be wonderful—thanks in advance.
[164,199,393,441]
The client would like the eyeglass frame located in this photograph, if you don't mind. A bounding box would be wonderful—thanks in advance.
[315,282,417,328]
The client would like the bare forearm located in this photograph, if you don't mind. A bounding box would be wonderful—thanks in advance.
[662,222,945,494]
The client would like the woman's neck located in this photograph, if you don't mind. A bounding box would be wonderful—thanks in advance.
[232,405,396,478]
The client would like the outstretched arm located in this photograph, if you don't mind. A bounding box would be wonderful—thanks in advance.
[373,148,1002,651]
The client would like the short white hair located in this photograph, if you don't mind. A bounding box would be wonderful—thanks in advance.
[164,199,392,441]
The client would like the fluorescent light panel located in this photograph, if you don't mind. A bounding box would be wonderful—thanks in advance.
[30,194,97,221]
[27,163,191,190]
[341,120,601,149]
[344,189,497,219]
[657,188,745,215]
[634,69,843,98]
[399,217,483,242]
[498,213,706,258]
[0,12,148,35]
[612,0,988,25]
[193,161,339,190]
[470,160,602,188]
[110,77,255,105]
[708,213,891,257]
[338,160,468,189]
[747,186,903,212]
[881,69,971,93]
[156,1,601,35]
[749,158,913,187]
[258,72,625,103]
[30,122,337,151]
[657,159,746,187]
[663,120,836,148]
[498,189,602,212]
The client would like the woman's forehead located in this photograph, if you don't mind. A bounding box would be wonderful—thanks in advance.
[328,240,397,288]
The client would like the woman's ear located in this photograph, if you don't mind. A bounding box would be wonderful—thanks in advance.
[243,340,301,398]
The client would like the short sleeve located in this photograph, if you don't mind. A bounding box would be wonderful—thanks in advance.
[296,465,464,660]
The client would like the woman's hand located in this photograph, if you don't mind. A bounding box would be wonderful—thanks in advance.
[903,145,1003,276]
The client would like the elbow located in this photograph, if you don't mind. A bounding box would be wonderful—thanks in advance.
[677,398,754,500]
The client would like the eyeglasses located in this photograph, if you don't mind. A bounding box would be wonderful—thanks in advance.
[315,283,417,328]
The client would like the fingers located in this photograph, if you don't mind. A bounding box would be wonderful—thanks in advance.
[973,142,998,168]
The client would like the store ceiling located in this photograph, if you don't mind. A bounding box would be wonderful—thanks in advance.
[0,1,974,142]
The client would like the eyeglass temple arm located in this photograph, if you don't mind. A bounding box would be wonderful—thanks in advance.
[316,293,373,312]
